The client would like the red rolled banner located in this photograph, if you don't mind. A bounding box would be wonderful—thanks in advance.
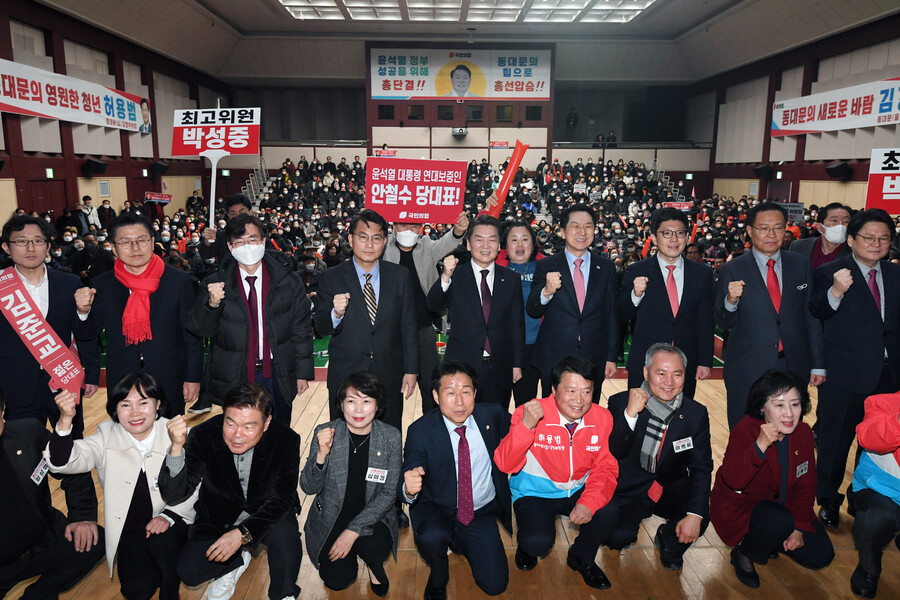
[485,140,529,218]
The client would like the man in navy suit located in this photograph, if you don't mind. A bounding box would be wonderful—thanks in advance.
[427,215,525,408]
[715,202,825,428]
[810,208,900,528]
[401,361,511,600]
[73,213,202,416]
[618,208,714,399]
[527,204,618,399]
[315,209,419,431]
[0,216,100,436]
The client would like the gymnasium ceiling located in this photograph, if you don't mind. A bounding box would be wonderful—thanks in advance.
[37,0,900,87]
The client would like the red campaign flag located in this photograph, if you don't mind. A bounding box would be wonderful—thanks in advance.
[641,236,652,258]
[690,220,699,243]
[0,267,85,398]
[485,140,529,218]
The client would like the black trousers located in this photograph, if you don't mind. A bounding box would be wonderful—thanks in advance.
[317,521,392,590]
[178,512,302,600]
[412,501,508,596]
[512,344,541,407]
[852,488,900,577]
[592,488,709,556]
[256,369,290,426]
[475,360,512,412]
[514,488,615,565]
[816,363,893,503]
[117,519,188,600]
[737,500,833,568]
[0,520,104,600]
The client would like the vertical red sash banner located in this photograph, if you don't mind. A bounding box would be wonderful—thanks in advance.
[0,267,85,399]
[485,140,530,218]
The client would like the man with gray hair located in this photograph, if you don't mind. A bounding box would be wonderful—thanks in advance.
[597,343,713,570]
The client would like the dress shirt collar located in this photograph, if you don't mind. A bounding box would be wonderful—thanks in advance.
[852,256,881,277]
[564,248,590,268]
[352,257,380,281]
[655,253,683,274]
[442,413,476,436]
[14,264,48,288]
[751,247,781,268]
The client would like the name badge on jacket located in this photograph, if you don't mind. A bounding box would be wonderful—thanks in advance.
[672,437,693,453]
[796,461,809,478]
[366,467,388,483]
[31,458,50,485]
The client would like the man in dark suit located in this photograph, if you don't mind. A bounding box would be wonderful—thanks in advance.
[0,390,103,599]
[604,343,712,570]
[527,204,618,398]
[715,202,825,428]
[0,216,100,437]
[618,208,715,399]
[160,382,302,600]
[401,361,511,600]
[427,215,525,408]
[315,209,418,430]
[788,202,852,269]
[809,208,900,528]
[73,213,202,416]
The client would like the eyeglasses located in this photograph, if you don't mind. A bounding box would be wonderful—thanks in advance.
[115,236,152,249]
[657,230,688,240]
[353,233,386,245]
[751,225,786,236]
[231,236,263,247]
[855,234,891,246]
[8,238,47,247]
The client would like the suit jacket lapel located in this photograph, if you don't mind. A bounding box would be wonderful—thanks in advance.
[343,261,371,329]
[333,423,350,501]
[556,254,579,308]
[647,259,675,320]
[741,254,777,317]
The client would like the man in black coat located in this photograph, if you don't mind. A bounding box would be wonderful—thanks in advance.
[617,208,715,399]
[315,209,418,430]
[602,343,712,570]
[0,390,103,599]
[187,214,313,424]
[160,383,301,600]
[74,213,202,416]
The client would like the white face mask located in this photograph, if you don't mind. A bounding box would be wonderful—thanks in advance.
[821,223,847,244]
[231,243,265,265]
[396,230,419,248]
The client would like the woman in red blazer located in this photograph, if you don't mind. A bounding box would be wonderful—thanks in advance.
[711,370,834,588]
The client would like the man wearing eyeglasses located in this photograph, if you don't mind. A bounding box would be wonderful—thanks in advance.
[0,216,100,436]
[810,208,900,529]
[315,209,418,431]
[715,202,825,429]
[73,212,202,416]
[617,208,715,399]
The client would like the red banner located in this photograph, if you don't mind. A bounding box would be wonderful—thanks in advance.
[375,149,397,157]
[366,157,466,223]
[865,147,900,212]
[489,141,509,148]
[663,202,692,211]
[0,268,84,396]
[171,108,261,156]
[144,192,172,204]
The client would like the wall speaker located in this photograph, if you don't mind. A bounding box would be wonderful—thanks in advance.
[752,164,773,179]
[149,161,169,176]
[81,159,107,176]
[825,160,852,180]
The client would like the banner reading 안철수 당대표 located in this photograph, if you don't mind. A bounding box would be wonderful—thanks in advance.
[371,48,551,101]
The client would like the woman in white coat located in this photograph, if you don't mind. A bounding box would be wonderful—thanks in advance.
[45,371,197,600]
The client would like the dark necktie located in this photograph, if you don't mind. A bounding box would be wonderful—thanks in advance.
[455,426,474,526]
[766,259,783,352]
[246,275,259,382]
[480,269,492,355]
[364,273,377,326]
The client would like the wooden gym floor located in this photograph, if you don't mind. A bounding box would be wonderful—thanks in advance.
[11,379,899,600]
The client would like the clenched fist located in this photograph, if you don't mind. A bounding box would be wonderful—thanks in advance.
[626,387,648,418]
[453,212,470,236]
[333,293,351,317]
[831,268,853,298]
[543,271,562,298]
[54,390,78,433]
[521,399,544,430]
[633,276,649,298]
[404,466,425,498]
[316,427,336,464]
[74,287,96,315]
[726,280,745,305]
[756,422,782,452]
[207,282,226,308]
[167,415,188,455]
[441,254,459,283]
[202,228,217,244]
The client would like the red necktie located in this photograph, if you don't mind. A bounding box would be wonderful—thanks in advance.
[665,265,679,317]
[455,426,474,526]
[766,259,783,352]
[573,258,585,312]
[868,269,882,317]
[480,269,492,355]
[565,422,578,438]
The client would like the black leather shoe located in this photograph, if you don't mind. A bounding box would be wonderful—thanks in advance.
[566,550,611,589]
[850,565,878,599]
[515,548,538,571]
[730,547,760,589]
[654,527,683,570]
[423,584,447,600]
[398,509,410,529]
[368,565,389,598]
[818,500,840,529]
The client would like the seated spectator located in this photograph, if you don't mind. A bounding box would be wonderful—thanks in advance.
[46,371,197,600]
[711,370,833,589]
[160,383,301,600]
[494,356,617,590]
[0,386,103,599]
[300,373,400,596]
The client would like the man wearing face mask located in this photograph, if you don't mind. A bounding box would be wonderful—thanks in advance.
[789,203,852,269]
[97,200,116,229]
[383,212,469,412]
[69,232,115,285]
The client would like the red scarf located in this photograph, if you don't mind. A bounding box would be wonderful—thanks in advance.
[114,254,165,345]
